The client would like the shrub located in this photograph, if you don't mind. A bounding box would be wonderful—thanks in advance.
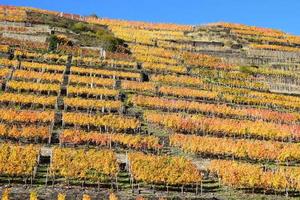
[48,35,59,51]
[71,22,93,33]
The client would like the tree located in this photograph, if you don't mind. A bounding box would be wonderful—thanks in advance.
[48,35,59,51]
[71,22,92,33]
[95,30,124,52]
[89,13,99,19]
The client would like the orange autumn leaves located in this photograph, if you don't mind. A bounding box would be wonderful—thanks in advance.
[63,112,140,131]
[50,148,119,181]
[64,97,122,111]
[0,144,39,177]
[128,152,201,185]
[0,124,50,140]
[144,111,300,140]
[0,93,57,106]
[209,160,300,191]
[0,108,53,140]
[131,95,300,124]
[0,108,54,123]
[60,129,161,150]
[170,134,300,162]
[13,70,63,83]
[7,80,60,93]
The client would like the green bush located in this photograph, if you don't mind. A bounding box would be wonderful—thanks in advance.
[48,35,59,51]
[95,30,124,51]
[28,11,126,53]
[239,66,255,74]
[89,13,99,19]
[71,22,93,33]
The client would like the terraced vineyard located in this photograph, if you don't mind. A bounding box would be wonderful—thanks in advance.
[0,5,300,200]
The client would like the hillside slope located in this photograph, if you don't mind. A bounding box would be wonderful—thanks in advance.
[0,5,300,200]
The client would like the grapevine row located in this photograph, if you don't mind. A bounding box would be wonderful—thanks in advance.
[71,66,140,80]
[0,108,54,123]
[209,159,300,192]
[0,143,39,177]
[7,80,60,94]
[64,97,122,111]
[0,124,50,140]
[63,112,140,131]
[69,74,115,87]
[60,129,162,150]
[170,134,300,163]
[67,85,118,97]
[0,93,57,106]
[128,152,202,185]
[50,148,119,181]
[131,95,300,124]
[144,111,300,141]
[13,69,63,83]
